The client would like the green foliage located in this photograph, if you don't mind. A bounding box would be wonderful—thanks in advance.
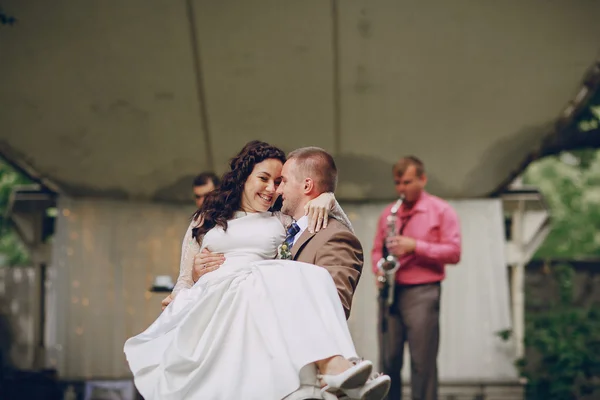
[0,159,31,266]
[0,231,30,266]
[521,79,600,259]
[577,89,600,132]
[508,90,600,399]
[522,148,600,258]
[515,264,600,399]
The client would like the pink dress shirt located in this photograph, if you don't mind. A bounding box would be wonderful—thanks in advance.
[371,191,461,285]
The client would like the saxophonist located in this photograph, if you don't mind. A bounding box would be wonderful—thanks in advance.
[371,156,462,400]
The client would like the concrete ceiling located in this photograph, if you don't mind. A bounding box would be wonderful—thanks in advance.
[1,0,599,202]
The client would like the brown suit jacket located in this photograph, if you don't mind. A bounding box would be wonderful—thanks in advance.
[291,219,364,319]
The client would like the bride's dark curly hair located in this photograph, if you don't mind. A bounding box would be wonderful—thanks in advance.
[192,140,286,242]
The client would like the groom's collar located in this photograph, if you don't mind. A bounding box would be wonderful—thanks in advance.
[294,216,309,241]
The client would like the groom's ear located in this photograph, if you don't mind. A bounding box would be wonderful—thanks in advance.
[303,178,314,194]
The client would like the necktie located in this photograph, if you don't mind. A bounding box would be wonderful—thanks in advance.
[284,222,300,248]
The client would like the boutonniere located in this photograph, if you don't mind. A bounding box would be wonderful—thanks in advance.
[278,242,292,260]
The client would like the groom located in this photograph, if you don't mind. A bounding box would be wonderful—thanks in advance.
[279,146,364,318]
[195,146,363,319]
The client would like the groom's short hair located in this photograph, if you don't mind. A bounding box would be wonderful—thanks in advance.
[287,147,337,193]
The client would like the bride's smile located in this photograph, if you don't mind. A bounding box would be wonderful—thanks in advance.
[258,193,273,203]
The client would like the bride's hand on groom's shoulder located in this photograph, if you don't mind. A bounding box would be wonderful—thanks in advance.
[304,192,335,233]
[192,249,225,283]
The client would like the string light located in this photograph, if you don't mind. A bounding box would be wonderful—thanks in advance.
[41,205,191,378]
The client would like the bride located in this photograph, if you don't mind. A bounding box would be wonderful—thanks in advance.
[124,141,388,400]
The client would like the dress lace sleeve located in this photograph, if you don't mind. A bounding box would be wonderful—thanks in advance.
[171,219,203,297]
[274,212,293,228]
[329,198,354,233]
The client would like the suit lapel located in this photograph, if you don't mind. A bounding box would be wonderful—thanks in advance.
[291,229,315,260]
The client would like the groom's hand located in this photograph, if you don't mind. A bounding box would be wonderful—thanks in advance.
[192,248,225,283]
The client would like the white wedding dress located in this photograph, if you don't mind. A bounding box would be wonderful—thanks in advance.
[124,211,358,400]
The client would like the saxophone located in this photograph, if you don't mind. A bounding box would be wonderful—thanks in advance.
[377,196,404,307]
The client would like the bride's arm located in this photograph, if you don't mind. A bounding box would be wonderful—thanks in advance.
[171,219,203,297]
[306,193,354,234]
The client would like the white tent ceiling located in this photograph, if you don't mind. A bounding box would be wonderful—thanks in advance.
[1,0,599,202]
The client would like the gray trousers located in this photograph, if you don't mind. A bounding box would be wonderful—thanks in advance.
[378,282,441,400]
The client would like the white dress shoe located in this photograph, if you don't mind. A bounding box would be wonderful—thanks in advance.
[318,360,373,394]
[338,374,391,400]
